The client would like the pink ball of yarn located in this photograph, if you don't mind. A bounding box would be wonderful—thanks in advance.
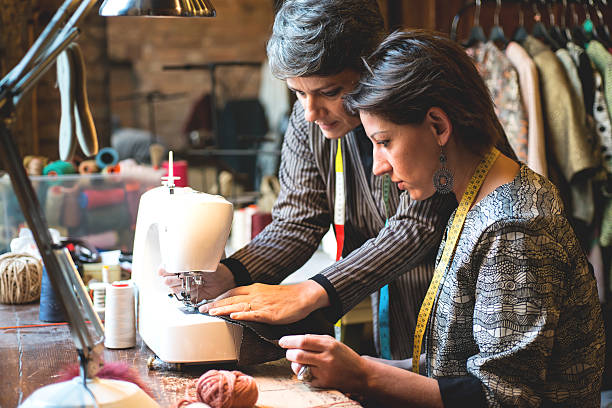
[194,370,258,408]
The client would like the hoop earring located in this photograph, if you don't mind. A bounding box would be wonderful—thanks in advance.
[432,146,454,194]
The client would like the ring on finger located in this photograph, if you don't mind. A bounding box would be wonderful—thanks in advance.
[297,365,313,382]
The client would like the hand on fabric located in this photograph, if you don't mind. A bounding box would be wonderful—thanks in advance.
[158,263,236,304]
[199,280,329,324]
[278,334,369,392]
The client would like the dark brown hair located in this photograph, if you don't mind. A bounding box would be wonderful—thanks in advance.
[344,30,504,156]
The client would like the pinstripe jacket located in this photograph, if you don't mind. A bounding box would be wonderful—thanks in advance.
[227,102,458,358]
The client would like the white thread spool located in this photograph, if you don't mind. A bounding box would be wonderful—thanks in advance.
[104,282,136,349]
[89,282,106,320]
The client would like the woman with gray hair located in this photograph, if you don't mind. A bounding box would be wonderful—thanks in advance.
[163,0,513,363]
[279,30,604,408]
[193,0,457,361]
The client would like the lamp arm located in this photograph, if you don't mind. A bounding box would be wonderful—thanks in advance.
[0,0,105,377]
[13,28,80,107]
[0,0,81,90]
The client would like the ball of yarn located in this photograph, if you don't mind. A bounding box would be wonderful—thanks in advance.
[0,253,42,304]
[177,370,258,408]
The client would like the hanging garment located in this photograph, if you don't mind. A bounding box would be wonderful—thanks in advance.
[566,42,596,113]
[466,42,529,162]
[587,40,612,124]
[523,36,600,225]
[556,47,600,227]
[505,42,547,177]
[568,42,612,173]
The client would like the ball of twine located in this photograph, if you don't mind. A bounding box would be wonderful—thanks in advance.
[176,370,258,408]
[0,253,42,304]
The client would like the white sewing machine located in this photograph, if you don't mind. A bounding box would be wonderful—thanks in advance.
[131,155,241,363]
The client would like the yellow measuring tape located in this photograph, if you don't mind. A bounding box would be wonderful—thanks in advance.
[334,139,345,340]
[412,147,500,374]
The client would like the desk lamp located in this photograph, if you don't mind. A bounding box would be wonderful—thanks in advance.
[0,0,215,406]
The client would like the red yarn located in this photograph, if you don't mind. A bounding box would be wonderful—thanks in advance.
[176,370,258,408]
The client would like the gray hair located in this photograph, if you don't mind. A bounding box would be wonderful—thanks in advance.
[266,0,386,80]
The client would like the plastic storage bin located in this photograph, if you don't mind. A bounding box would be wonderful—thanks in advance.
[0,172,161,254]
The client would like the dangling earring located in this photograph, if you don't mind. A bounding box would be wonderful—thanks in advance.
[432,145,454,194]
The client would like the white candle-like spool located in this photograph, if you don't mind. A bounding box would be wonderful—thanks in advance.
[104,282,136,349]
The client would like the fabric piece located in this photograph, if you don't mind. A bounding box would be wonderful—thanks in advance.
[211,310,334,366]
[428,165,605,407]
[505,42,547,176]
[466,41,528,162]
[111,127,155,164]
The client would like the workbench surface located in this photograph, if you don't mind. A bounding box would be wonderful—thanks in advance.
[0,302,362,408]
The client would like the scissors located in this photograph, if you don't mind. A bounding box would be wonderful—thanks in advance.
[56,42,98,161]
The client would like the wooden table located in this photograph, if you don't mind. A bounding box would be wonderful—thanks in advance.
[0,302,362,408]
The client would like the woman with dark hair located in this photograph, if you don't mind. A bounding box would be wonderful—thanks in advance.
[163,0,463,360]
[279,30,605,407]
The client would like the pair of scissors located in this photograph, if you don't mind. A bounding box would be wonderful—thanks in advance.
[56,42,98,161]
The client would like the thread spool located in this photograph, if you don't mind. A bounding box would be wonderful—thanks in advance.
[163,159,188,187]
[44,186,65,227]
[78,159,99,174]
[79,188,126,209]
[89,281,106,320]
[62,185,82,228]
[39,266,67,322]
[149,143,165,169]
[0,253,42,304]
[43,160,77,176]
[104,282,136,349]
[95,147,119,170]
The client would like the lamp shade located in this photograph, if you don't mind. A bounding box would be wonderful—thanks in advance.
[99,0,216,17]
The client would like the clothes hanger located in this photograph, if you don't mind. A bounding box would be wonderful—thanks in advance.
[512,0,529,42]
[549,0,568,48]
[560,0,576,43]
[570,0,589,47]
[590,0,612,47]
[451,1,475,42]
[465,0,487,47]
[532,0,562,50]
[489,0,510,47]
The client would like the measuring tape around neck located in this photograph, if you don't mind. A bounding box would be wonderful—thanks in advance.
[334,139,345,340]
[412,147,500,374]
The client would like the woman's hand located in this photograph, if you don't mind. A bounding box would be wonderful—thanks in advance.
[158,263,236,304]
[278,334,369,392]
[199,280,329,324]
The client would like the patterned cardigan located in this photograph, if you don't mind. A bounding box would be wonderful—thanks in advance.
[428,165,605,407]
